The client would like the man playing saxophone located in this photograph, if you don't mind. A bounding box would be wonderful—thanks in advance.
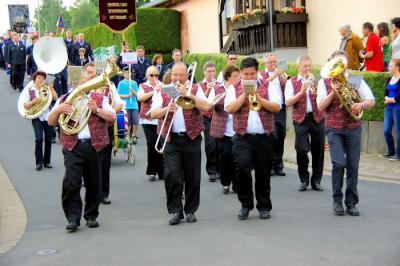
[317,51,375,216]
[48,69,116,232]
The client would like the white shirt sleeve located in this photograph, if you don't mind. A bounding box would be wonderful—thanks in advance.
[217,71,224,83]
[317,79,328,105]
[151,91,163,109]
[224,84,236,111]
[207,87,216,103]
[102,96,116,113]
[284,79,294,101]
[357,80,375,100]
[267,82,282,108]
[137,85,145,97]
[195,85,207,100]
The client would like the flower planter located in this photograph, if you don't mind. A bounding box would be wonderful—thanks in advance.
[244,14,267,27]
[231,18,246,30]
[275,13,308,23]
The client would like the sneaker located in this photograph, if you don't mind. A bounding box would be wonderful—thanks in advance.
[380,153,394,158]
[131,136,137,145]
[389,154,400,161]
[222,186,229,194]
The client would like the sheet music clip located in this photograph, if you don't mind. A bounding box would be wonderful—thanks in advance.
[348,75,363,90]
[162,84,179,99]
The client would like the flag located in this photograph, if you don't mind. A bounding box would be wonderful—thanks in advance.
[56,15,65,34]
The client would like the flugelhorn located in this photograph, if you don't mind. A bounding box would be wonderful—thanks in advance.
[242,80,260,111]
[304,72,317,94]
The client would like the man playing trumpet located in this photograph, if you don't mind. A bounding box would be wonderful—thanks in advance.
[151,62,211,225]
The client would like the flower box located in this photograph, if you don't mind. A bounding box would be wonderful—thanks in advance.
[275,13,308,23]
[231,18,246,30]
[244,14,268,27]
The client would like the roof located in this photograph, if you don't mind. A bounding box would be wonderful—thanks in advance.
[141,0,170,8]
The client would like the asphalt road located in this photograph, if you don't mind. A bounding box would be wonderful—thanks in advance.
[0,71,399,266]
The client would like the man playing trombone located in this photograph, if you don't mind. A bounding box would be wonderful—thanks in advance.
[151,62,211,225]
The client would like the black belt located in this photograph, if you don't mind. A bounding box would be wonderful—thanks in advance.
[244,133,266,137]
[78,138,91,143]
[171,132,187,137]
[306,112,314,117]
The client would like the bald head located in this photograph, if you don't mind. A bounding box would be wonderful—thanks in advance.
[339,24,351,37]
[171,62,188,84]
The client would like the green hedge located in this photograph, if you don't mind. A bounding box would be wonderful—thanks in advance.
[184,53,389,121]
[73,8,180,54]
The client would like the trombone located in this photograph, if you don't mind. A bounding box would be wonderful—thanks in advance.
[154,62,198,154]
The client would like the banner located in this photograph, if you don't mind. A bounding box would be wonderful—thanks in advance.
[8,5,30,34]
[99,0,136,32]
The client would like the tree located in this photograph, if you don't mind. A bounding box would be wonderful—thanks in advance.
[34,0,68,34]
[68,0,98,29]
[136,0,152,7]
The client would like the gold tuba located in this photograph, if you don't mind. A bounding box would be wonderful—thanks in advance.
[59,62,120,135]
[320,57,363,120]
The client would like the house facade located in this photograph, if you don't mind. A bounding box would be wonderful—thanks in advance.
[143,0,400,65]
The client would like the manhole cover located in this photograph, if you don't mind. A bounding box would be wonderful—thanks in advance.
[37,249,58,256]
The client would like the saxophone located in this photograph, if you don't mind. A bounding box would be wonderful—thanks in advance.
[59,62,120,135]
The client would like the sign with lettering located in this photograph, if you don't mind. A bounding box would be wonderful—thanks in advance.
[99,0,136,32]
[121,52,137,64]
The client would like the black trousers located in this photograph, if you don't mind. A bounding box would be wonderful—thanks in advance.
[216,136,237,189]
[11,64,25,90]
[142,124,164,178]
[31,118,53,165]
[62,142,102,223]
[293,115,325,185]
[326,126,361,207]
[164,134,202,214]
[101,127,114,198]
[232,133,274,211]
[272,107,287,172]
[203,117,218,175]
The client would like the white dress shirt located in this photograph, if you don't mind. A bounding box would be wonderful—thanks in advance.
[285,74,313,112]
[224,80,282,134]
[138,81,163,125]
[52,93,115,139]
[217,71,224,83]
[316,78,375,106]
[258,70,284,102]
[151,84,207,132]
[24,86,50,121]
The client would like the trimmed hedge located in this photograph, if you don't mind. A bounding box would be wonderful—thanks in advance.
[73,8,180,54]
[184,53,389,121]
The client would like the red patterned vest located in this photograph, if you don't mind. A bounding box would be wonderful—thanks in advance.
[259,70,287,102]
[324,78,361,130]
[290,77,324,124]
[139,84,154,120]
[158,84,204,141]
[59,92,110,152]
[232,81,274,136]
[198,81,215,118]
[210,84,229,138]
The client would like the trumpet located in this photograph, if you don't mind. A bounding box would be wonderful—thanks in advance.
[304,72,317,94]
[242,80,260,111]
[154,62,198,154]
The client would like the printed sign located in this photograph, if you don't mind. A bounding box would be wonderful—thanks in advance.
[121,52,137,65]
[99,0,136,32]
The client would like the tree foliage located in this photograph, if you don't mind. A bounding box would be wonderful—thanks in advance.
[68,0,99,29]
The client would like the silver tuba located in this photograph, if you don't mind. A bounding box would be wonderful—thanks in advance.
[17,37,68,119]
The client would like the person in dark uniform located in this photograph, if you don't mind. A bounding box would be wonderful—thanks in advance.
[285,55,325,192]
[132,45,151,85]
[7,34,26,91]
[64,30,75,65]
[225,57,281,220]
[72,33,94,62]
[48,69,116,232]
[74,48,90,66]
[151,62,211,226]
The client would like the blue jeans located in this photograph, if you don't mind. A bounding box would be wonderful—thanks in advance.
[383,107,400,155]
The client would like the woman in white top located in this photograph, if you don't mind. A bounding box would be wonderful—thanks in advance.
[137,66,164,181]
[391,18,400,60]
[23,71,58,171]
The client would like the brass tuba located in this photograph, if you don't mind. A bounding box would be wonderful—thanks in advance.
[320,57,363,120]
[58,62,120,135]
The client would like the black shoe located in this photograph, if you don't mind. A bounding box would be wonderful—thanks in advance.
[222,186,229,194]
[333,202,345,216]
[101,197,111,204]
[259,210,271,219]
[389,154,400,161]
[66,221,79,232]
[148,175,156,181]
[169,213,184,225]
[36,164,42,171]
[298,182,308,191]
[43,163,53,169]
[381,153,394,158]
[346,205,360,216]
[86,218,99,228]
[186,213,197,223]
[208,174,217,182]
[274,169,286,176]
[311,183,324,191]
[238,208,250,220]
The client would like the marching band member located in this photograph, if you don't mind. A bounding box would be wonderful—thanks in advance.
[210,65,240,194]
[48,70,116,232]
[198,61,219,182]
[317,51,375,216]
[217,51,238,83]
[137,66,164,181]
[259,53,287,176]
[23,71,58,170]
[151,62,211,225]
[225,57,281,220]
[285,55,325,192]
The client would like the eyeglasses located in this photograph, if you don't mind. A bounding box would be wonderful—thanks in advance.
[149,74,159,77]
[229,57,237,61]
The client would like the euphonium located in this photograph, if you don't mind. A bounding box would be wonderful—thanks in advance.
[17,81,53,119]
[59,62,120,135]
[242,80,260,111]
[320,57,363,120]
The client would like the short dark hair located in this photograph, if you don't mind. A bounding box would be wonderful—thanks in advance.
[377,22,389,38]
[152,54,163,65]
[32,71,47,81]
[227,51,237,57]
[136,45,145,51]
[172,48,182,55]
[84,62,95,70]
[240,57,259,71]
[391,17,400,29]
[223,65,240,81]
[362,22,374,32]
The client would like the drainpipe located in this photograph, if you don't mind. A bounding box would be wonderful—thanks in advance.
[268,0,274,52]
